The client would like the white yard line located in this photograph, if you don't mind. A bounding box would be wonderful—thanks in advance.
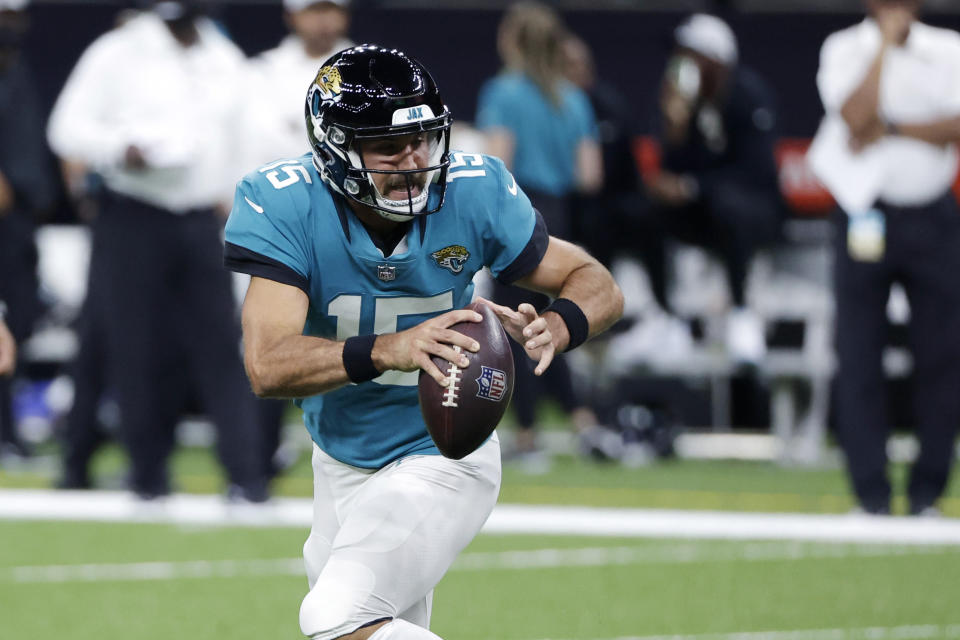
[536,625,960,640]
[4,489,960,545]
[5,541,958,585]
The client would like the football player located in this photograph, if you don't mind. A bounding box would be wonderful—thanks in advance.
[224,45,623,640]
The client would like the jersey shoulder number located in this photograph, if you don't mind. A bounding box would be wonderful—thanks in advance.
[447,152,486,182]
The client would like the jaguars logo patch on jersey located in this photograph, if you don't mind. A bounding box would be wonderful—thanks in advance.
[431,245,470,274]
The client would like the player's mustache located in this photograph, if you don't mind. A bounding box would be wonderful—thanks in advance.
[384,176,427,192]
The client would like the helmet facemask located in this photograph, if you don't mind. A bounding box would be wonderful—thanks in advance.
[310,104,452,222]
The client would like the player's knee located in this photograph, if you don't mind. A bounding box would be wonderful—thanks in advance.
[299,557,378,638]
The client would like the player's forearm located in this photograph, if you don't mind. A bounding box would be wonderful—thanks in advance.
[895,116,960,146]
[244,335,353,398]
[545,262,624,350]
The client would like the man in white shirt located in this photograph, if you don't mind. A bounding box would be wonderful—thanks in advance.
[47,1,267,501]
[242,0,352,168]
[812,0,960,516]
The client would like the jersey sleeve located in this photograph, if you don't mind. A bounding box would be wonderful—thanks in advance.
[224,175,312,293]
[481,157,549,284]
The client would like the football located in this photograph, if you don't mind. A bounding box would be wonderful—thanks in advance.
[418,301,515,459]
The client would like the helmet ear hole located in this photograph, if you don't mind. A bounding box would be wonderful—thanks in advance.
[318,147,336,166]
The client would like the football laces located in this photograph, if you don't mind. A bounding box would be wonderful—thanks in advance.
[441,345,463,408]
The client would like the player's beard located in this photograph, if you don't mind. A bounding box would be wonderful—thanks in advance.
[382,174,427,199]
[376,172,431,214]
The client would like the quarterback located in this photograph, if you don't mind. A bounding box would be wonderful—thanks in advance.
[224,45,622,640]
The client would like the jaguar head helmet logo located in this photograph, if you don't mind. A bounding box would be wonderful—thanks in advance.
[313,66,342,103]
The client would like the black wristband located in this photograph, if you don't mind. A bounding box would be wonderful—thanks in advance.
[342,335,380,384]
[542,298,589,352]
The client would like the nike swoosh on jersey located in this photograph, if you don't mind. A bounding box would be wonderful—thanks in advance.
[244,196,265,214]
[507,174,518,196]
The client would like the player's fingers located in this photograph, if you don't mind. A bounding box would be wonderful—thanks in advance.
[477,297,523,323]
[437,328,480,353]
[517,303,539,322]
[534,344,555,376]
[437,309,483,327]
[521,316,548,339]
[418,355,449,387]
[424,340,470,369]
[524,328,553,351]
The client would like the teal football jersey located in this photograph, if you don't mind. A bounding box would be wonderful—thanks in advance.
[224,152,547,469]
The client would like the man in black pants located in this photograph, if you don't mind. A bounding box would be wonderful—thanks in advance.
[811,0,960,515]
[47,2,266,500]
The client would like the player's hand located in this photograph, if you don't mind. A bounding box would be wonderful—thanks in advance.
[374,309,482,386]
[0,319,16,377]
[476,297,556,376]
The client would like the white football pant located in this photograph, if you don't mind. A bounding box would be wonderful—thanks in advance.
[299,435,501,640]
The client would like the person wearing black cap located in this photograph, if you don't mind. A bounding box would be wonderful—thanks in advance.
[810,0,960,516]
[612,14,782,371]
[47,1,267,501]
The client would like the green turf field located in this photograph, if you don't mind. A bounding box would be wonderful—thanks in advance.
[1,520,959,640]
[4,436,960,638]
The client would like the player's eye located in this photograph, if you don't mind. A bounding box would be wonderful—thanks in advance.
[368,141,401,155]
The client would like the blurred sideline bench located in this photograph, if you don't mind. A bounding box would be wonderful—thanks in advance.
[618,137,953,464]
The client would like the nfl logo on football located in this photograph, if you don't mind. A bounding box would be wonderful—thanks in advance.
[475,366,507,402]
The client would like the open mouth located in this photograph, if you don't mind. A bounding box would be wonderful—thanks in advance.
[386,184,421,199]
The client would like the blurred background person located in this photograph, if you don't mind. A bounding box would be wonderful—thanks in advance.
[55,160,110,490]
[240,0,353,483]
[476,1,604,470]
[562,33,643,270]
[56,8,136,491]
[0,0,57,461]
[242,0,352,167]
[46,0,267,501]
[612,14,782,369]
[810,0,960,516]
